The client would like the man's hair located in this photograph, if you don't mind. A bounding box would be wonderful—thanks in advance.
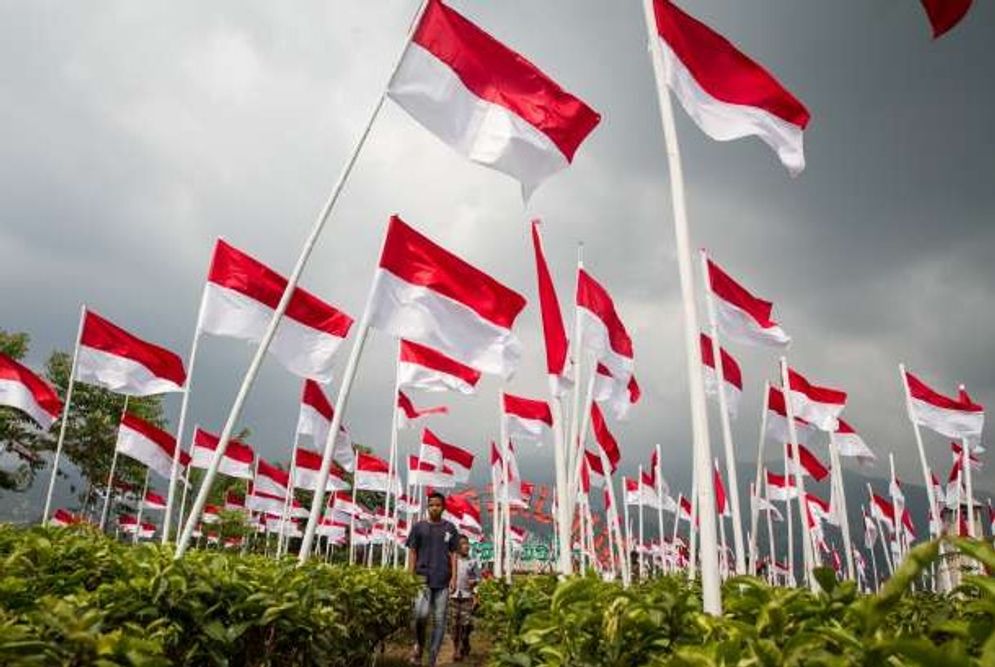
[427,491,446,505]
[458,534,470,544]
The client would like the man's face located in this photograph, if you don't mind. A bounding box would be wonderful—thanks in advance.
[427,496,444,521]
[458,538,470,556]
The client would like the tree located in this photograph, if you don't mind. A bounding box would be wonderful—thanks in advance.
[0,331,51,492]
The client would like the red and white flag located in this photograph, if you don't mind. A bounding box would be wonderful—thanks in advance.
[50,509,78,527]
[421,428,474,483]
[713,461,730,517]
[531,220,572,395]
[869,493,896,532]
[834,419,876,465]
[224,490,246,513]
[582,450,605,489]
[190,427,255,480]
[143,490,168,511]
[408,455,455,488]
[202,504,221,524]
[115,413,187,480]
[388,0,600,197]
[920,0,974,39]
[592,363,642,421]
[946,458,964,507]
[295,380,354,472]
[699,333,743,418]
[750,489,784,522]
[490,441,521,486]
[766,386,817,445]
[678,495,694,523]
[765,470,799,501]
[950,441,982,471]
[254,458,289,497]
[904,370,984,439]
[805,492,837,526]
[787,368,847,432]
[354,452,400,494]
[786,442,830,481]
[706,258,790,348]
[0,353,62,429]
[397,339,481,395]
[368,216,527,378]
[502,393,553,443]
[577,269,634,383]
[294,447,350,492]
[589,402,621,473]
[651,0,810,175]
[931,471,946,506]
[200,240,353,382]
[863,511,879,548]
[396,389,448,429]
[77,310,186,396]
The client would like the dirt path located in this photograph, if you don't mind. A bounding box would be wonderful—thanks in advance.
[378,633,491,666]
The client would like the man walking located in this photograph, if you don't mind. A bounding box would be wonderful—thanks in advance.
[450,535,481,661]
[407,491,459,666]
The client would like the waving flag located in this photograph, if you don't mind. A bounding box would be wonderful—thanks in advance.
[294,447,349,492]
[589,402,621,472]
[201,240,353,382]
[787,368,847,432]
[577,269,634,383]
[190,427,254,480]
[143,490,168,511]
[254,459,289,497]
[678,495,694,523]
[295,380,354,472]
[368,216,527,378]
[920,0,973,38]
[750,491,783,522]
[531,220,572,394]
[765,470,799,501]
[863,510,879,548]
[786,442,830,481]
[396,390,448,430]
[870,493,897,532]
[651,0,810,175]
[805,493,836,526]
[77,310,186,395]
[905,370,984,439]
[946,457,964,507]
[421,428,474,482]
[592,363,642,421]
[397,339,481,395]
[224,490,246,513]
[116,414,187,480]
[699,333,743,418]
[355,452,400,494]
[388,0,600,196]
[0,353,62,429]
[502,393,553,443]
[766,386,817,445]
[50,509,79,527]
[834,419,876,465]
[951,441,982,471]
[408,455,455,488]
[713,461,730,517]
[707,258,790,349]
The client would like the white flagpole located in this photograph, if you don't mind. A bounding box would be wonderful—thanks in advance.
[782,442,795,586]
[382,341,402,567]
[567,245,585,508]
[887,453,904,561]
[763,480,776,585]
[601,452,630,586]
[638,465,646,580]
[960,432,976,539]
[133,468,151,545]
[688,465,699,580]
[671,492,682,573]
[700,250,746,575]
[828,430,855,579]
[99,396,130,531]
[567,367,597,521]
[176,0,429,560]
[623,486,632,579]
[278,443,299,558]
[715,459,729,579]
[163,289,207,544]
[655,444,665,577]
[348,478,360,565]
[490,465,502,578]
[639,0,721,614]
[748,382,771,573]
[499,391,513,583]
[780,357,816,590]
[43,305,86,524]
[867,484,894,576]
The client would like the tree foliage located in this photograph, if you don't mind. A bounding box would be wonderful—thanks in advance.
[0,331,50,493]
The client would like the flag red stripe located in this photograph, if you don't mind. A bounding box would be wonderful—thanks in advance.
[653,0,809,128]
[502,393,553,425]
[707,259,778,330]
[590,402,620,471]
[0,353,62,418]
[920,0,973,38]
[422,428,475,468]
[531,221,569,377]
[122,413,176,453]
[193,427,255,463]
[81,311,186,387]
[412,0,600,161]
[301,379,333,421]
[699,333,742,389]
[788,368,846,405]
[399,339,482,386]
[379,216,526,330]
[906,371,983,412]
[256,458,289,487]
[577,269,634,359]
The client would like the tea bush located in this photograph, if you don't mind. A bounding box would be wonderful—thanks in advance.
[0,524,419,666]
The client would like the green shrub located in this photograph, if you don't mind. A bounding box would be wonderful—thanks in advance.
[0,524,419,666]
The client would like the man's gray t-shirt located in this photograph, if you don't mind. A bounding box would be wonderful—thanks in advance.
[406,519,459,589]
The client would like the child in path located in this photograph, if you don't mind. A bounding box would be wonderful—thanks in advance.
[450,535,481,661]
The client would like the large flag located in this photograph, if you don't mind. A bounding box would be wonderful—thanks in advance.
[115,413,187,480]
[502,393,553,443]
[589,402,621,472]
[920,0,974,38]
[706,258,790,348]
[0,353,62,429]
[396,390,448,429]
[531,220,572,394]
[354,452,400,494]
[254,458,289,497]
[397,339,481,395]
[766,386,817,445]
[592,363,642,421]
[786,442,830,481]
[699,333,743,418]
[368,216,527,378]
[904,370,984,439]
[577,269,634,383]
[77,310,186,396]
[387,0,600,196]
[190,427,255,480]
[201,240,353,382]
[651,0,810,175]
[421,428,474,482]
[295,380,354,471]
[294,447,350,492]
[834,419,876,464]
[787,368,847,432]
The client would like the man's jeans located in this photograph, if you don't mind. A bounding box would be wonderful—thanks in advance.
[413,586,449,664]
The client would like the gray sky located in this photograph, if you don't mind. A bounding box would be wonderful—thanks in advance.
[2,1,992,521]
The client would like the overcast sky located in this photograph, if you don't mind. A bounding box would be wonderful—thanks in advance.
[2,1,992,520]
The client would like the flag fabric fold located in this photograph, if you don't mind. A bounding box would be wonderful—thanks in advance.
[531,220,572,394]
[577,269,634,383]
[115,414,187,480]
[706,259,790,348]
[396,390,448,429]
[834,419,876,464]
[397,339,482,394]
[0,353,62,429]
[787,368,847,432]
[502,392,553,443]
[421,428,474,482]
[905,370,984,439]
[190,427,255,480]
[920,0,973,39]
[589,402,621,472]
[592,363,642,421]
[699,333,743,418]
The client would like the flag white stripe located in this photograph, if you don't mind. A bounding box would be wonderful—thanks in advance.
[77,346,184,396]
[397,360,476,394]
[0,378,57,429]
[908,395,984,439]
[116,424,174,479]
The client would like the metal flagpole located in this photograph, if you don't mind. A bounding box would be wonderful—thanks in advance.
[960,432,976,539]
[867,484,894,576]
[655,444,665,577]
[700,250,746,574]
[163,289,206,543]
[43,305,86,524]
[567,367,597,521]
[781,357,816,591]
[623,486,632,581]
[748,382,771,573]
[382,341,402,567]
[602,452,630,586]
[782,442,795,586]
[671,492,682,575]
[888,453,905,562]
[828,430,855,579]
[133,469,151,545]
[639,0,721,614]
[688,465,699,580]
[763,480,777,585]
[638,465,646,580]
[176,0,430,559]
[100,396,130,531]
[500,391,513,583]
[567,245,585,519]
